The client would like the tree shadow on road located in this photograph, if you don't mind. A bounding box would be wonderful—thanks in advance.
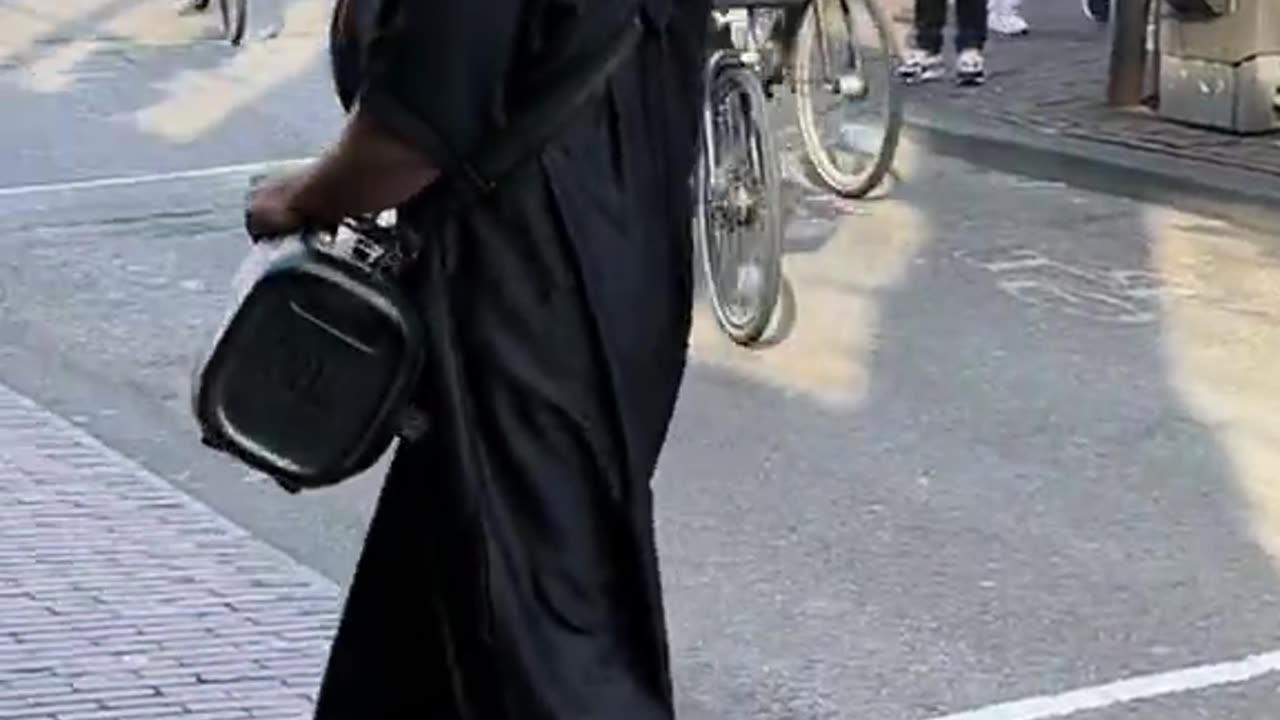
[7,3,1280,719]
[668,148,1280,718]
[0,0,335,184]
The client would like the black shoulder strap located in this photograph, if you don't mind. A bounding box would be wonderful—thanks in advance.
[452,13,645,199]
[640,0,672,27]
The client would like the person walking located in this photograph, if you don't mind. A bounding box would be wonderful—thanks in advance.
[245,0,710,717]
[898,0,988,85]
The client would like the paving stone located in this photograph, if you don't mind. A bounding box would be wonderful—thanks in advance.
[901,0,1280,178]
[0,382,339,718]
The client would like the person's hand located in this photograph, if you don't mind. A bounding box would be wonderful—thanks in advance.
[245,170,308,241]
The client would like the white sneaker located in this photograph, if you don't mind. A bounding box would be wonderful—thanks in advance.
[955,48,986,86]
[897,48,946,84]
[988,0,1029,35]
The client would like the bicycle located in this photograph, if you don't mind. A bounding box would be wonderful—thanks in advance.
[695,8,784,346]
[183,0,248,46]
[787,0,901,198]
[695,0,902,346]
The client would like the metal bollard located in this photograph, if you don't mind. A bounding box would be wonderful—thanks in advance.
[1107,0,1153,107]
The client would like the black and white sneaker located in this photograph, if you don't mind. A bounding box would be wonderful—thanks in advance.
[897,49,946,84]
[1082,0,1110,23]
[955,49,986,86]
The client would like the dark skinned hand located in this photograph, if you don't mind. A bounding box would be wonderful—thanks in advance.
[244,169,309,241]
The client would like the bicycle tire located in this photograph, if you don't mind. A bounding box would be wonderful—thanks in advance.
[793,0,902,198]
[219,0,247,46]
[694,64,783,347]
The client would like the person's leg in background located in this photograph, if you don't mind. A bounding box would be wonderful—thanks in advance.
[1083,0,1111,23]
[954,0,987,84]
[988,0,1028,36]
[897,0,947,82]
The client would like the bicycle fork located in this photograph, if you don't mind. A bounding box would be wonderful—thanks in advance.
[812,0,869,100]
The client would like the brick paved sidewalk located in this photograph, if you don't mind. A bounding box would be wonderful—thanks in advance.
[898,0,1280,183]
[0,382,339,719]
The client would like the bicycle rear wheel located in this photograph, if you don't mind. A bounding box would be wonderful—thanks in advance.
[219,0,247,46]
[694,64,783,347]
[793,0,901,198]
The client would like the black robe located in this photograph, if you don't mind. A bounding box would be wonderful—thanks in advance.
[314,0,710,717]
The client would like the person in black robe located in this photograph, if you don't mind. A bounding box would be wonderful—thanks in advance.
[245,0,711,717]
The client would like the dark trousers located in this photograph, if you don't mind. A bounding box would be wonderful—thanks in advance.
[914,0,986,53]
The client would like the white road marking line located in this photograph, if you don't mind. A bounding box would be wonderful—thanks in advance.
[0,158,315,198]
[928,649,1280,720]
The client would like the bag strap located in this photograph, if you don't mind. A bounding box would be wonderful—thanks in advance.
[450,13,645,200]
[338,13,643,267]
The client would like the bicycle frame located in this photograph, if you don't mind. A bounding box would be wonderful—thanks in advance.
[708,8,775,70]
[708,0,902,200]
[701,3,785,193]
[701,10,768,182]
[711,0,866,100]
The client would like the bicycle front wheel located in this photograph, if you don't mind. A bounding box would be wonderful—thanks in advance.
[694,65,783,347]
[793,0,901,198]
[219,0,247,46]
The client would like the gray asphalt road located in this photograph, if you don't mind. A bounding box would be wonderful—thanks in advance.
[6,3,1280,719]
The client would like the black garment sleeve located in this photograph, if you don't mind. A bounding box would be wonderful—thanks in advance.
[357,0,526,171]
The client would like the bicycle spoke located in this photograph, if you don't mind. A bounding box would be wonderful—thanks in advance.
[793,0,902,197]
[695,37,783,345]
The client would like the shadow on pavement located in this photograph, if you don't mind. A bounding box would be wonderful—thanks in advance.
[669,143,1280,718]
[0,0,335,185]
[4,2,1280,718]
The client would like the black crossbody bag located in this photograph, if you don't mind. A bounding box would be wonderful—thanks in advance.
[193,15,644,492]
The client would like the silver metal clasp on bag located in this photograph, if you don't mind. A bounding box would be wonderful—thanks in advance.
[307,209,413,278]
